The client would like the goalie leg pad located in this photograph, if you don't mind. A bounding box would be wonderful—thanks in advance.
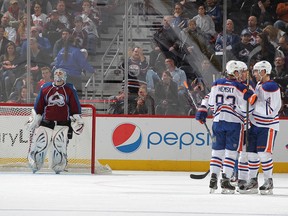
[49,126,69,174]
[28,126,53,173]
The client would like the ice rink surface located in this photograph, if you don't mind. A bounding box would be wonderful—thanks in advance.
[0,171,287,216]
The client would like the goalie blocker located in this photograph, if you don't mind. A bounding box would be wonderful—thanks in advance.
[70,114,84,135]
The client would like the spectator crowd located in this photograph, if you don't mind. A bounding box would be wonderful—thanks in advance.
[0,0,119,102]
[109,0,288,116]
[0,0,288,116]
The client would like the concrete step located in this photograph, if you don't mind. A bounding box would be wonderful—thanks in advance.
[83,8,168,101]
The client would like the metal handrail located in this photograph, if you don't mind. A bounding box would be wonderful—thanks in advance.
[122,4,133,48]
[102,30,121,78]
[123,2,134,114]
[84,73,95,99]
[84,30,121,100]
[84,2,135,101]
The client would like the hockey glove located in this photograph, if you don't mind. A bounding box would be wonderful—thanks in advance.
[195,105,208,124]
[70,114,84,135]
[243,89,257,105]
[25,109,42,132]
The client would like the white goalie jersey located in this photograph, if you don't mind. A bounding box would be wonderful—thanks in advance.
[250,81,281,131]
[201,78,250,124]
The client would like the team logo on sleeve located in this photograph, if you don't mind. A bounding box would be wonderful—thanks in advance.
[112,123,142,153]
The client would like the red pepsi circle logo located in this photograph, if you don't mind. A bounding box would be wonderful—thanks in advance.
[112,123,142,153]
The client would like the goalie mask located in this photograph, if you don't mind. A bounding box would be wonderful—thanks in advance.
[54,68,67,83]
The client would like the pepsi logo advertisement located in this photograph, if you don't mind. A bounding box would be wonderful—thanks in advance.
[95,117,288,163]
[112,123,142,153]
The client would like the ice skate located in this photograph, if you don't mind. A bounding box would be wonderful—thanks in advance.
[221,174,235,194]
[209,173,218,194]
[236,179,247,192]
[238,177,258,194]
[230,174,238,186]
[259,178,273,195]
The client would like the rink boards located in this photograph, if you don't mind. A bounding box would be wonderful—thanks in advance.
[96,116,288,173]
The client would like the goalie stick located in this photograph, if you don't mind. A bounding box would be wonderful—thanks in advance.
[183,81,211,179]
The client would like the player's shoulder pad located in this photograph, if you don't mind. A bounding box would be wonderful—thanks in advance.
[65,83,78,91]
[262,80,279,92]
[212,78,226,86]
[214,78,241,88]
[42,82,53,88]
[65,83,74,88]
[234,81,248,92]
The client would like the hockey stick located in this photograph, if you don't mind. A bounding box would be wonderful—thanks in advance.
[189,169,210,179]
[183,81,212,138]
[245,70,250,150]
[183,81,211,179]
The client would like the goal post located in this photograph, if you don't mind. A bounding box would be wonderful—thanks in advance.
[0,103,98,174]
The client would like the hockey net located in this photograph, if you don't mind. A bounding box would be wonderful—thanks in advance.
[0,103,111,174]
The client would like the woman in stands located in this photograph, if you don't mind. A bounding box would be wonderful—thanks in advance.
[171,3,188,31]
[251,32,276,67]
[0,41,23,101]
[80,0,102,55]
[31,2,48,31]
[14,85,28,103]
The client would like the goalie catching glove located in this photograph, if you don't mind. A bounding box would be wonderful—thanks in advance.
[195,105,208,124]
[70,114,84,135]
[25,109,42,132]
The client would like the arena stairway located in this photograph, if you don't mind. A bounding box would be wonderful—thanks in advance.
[81,1,166,113]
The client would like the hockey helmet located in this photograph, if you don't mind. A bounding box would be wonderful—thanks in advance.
[237,61,248,71]
[253,60,272,75]
[54,68,67,83]
[226,60,241,76]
